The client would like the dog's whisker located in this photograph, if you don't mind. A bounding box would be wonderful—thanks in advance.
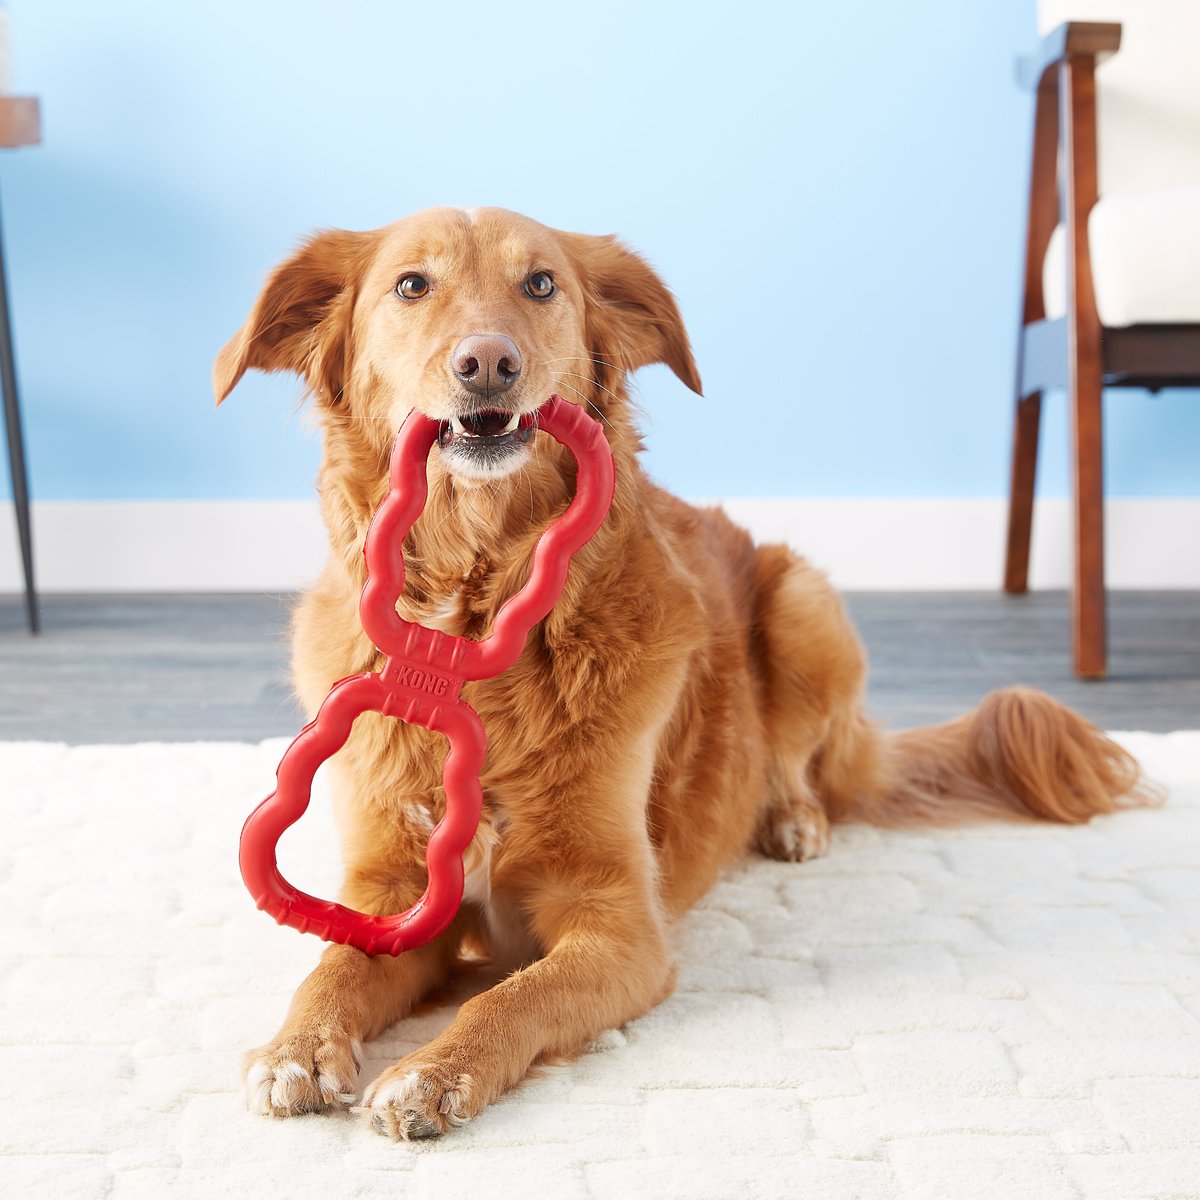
[534,355,623,372]
[521,465,535,524]
[553,377,617,433]
[532,350,653,371]
[556,385,613,431]
[554,369,625,411]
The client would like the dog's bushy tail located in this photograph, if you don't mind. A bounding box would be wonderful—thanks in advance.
[751,545,1158,828]
[817,686,1160,827]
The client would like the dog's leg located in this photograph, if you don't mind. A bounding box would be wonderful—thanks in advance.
[361,871,673,1139]
[750,545,869,864]
[360,765,673,1140]
[244,871,463,1118]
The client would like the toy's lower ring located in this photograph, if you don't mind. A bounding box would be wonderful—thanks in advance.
[240,673,486,956]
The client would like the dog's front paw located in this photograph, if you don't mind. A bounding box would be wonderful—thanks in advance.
[361,1060,477,1141]
[244,1031,362,1117]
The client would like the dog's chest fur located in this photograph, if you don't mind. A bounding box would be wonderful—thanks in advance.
[386,547,586,968]
[458,801,541,968]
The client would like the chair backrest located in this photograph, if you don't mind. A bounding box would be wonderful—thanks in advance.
[1039,0,1200,196]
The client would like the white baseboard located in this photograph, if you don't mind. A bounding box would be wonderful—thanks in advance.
[714,498,1200,590]
[1,498,1198,593]
[0,501,328,594]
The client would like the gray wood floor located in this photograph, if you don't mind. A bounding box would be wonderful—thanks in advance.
[0,591,1197,742]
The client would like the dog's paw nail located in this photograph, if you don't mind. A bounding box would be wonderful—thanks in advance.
[404,1114,443,1139]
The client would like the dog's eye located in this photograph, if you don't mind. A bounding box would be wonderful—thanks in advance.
[396,273,430,300]
[524,271,556,300]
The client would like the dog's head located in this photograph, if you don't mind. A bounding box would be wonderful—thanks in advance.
[214,207,701,483]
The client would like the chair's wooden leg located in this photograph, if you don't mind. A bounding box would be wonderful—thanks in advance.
[1007,72,1057,600]
[1061,54,1107,679]
[1071,368,1106,678]
[1004,390,1042,593]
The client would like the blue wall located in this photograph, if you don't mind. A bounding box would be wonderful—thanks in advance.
[2,0,1196,501]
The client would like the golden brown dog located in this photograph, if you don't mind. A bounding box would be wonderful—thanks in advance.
[215,206,1150,1141]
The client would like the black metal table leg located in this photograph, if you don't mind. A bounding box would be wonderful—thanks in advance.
[0,179,38,633]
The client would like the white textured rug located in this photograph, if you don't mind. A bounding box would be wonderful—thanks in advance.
[2,732,1199,1200]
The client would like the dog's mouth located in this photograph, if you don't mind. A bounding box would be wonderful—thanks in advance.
[437,407,537,475]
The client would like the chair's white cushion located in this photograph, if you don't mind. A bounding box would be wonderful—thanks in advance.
[1042,185,1200,326]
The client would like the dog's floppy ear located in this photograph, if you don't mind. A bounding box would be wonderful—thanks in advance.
[213,228,378,406]
[563,232,702,396]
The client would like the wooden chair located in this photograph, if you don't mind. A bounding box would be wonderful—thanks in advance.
[1004,2,1200,679]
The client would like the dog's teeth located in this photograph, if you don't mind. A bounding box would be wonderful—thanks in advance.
[503,412,520,433]
[450,416,467,434]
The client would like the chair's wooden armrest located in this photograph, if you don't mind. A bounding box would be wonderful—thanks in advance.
[1017,21,1121,91]
[0,97,40,147]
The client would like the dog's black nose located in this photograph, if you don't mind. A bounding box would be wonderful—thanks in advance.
[451,334,522,395]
